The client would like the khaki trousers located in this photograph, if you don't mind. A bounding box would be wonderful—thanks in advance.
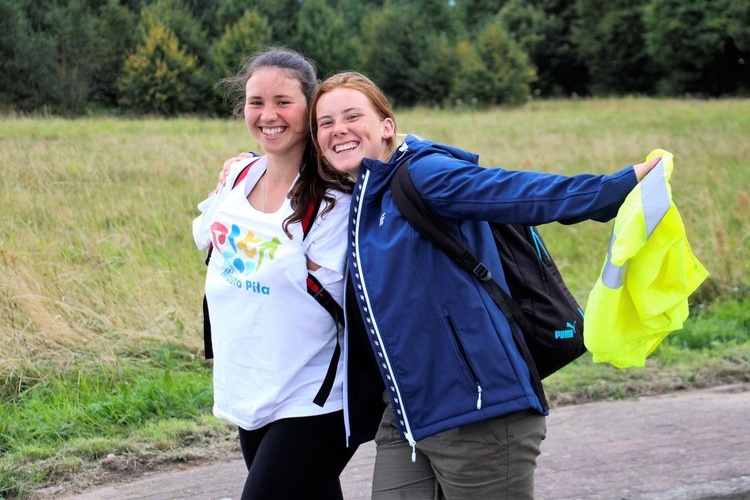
[372,395,546,500]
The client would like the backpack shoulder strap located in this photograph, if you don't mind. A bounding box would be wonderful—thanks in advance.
[236,155,319,240]
[300,194,343,408]
[390,162,491,282]
[299,195,342,328]
[307,271,342,407]
[205,156,262,266]
[301,197,322,239]
[301,196,344,325]
[231,155,262,188]
[389,163,546,402]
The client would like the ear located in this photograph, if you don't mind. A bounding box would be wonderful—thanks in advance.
[382,117,395,140]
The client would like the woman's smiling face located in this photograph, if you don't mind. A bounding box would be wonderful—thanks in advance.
[244,67,309,157]
[314,87,394,177]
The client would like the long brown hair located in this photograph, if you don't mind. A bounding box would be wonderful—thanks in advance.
[218,46,342,237]
[310,72,399,183]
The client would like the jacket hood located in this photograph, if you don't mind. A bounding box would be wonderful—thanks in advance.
[405,134,479,165]
[359,134,479,193]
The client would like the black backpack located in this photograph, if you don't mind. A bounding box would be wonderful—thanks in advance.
[389,162,586,407]
[203,159,343,407]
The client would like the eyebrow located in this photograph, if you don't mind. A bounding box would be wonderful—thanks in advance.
[246,94,296,100]
[317,107,363,121]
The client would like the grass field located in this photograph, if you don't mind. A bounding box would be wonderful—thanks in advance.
[1,98,749,497]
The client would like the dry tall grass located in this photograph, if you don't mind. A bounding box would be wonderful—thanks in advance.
[1,117,249,380]
[1,99,748,382]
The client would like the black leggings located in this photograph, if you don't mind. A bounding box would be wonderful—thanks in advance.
[238,410,357,500]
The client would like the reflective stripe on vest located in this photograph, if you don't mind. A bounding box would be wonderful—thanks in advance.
[601,159,670,289]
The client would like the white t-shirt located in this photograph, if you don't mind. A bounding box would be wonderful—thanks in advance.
[201,157,350,430]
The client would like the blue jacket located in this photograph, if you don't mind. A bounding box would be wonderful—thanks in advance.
[346,135,639,447]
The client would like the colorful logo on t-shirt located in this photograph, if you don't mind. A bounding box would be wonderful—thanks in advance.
[210,221,280,275]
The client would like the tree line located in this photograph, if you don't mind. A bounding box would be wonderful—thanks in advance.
[1,0,748,116]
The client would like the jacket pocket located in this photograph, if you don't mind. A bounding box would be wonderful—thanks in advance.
[446,314,484,409]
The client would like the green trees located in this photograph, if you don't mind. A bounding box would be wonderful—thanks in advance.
[295,0,362,79]
[455,0,506,30]
[644,0,749,95]
[91,1,137,109]
[118,0,208,114]
[119,23,202,115]
[453,18,536,106]
[361,0,466,107]
[1,0,91,113]
[2,0,748,115]
[0,0,46,110]
[571,0,656,95]
[360,4,414,106]
[522,0,588,96]
[211,10,272,79]
[53,0,100,114]
[251,0,302,43]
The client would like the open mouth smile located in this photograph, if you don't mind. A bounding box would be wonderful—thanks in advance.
[262,127,285,136]
[334,141,358,153]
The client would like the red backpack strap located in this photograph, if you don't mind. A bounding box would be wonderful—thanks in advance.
[307,272,344,407]
[301,197,322,240]
[302,196,344,407]
[301,197,341,326]
[205,156,261,265]
[232,155,261,188]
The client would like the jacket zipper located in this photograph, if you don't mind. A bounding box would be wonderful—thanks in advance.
[353,171,418,460]
[342,273,353,448]
[446,315,483,410]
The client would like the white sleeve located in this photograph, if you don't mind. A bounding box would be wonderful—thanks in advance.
[191,157,261,250]
[304,190,351,279]
[309,266,346,307]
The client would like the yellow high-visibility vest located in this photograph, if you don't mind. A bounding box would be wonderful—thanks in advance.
[584,149,709,368]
